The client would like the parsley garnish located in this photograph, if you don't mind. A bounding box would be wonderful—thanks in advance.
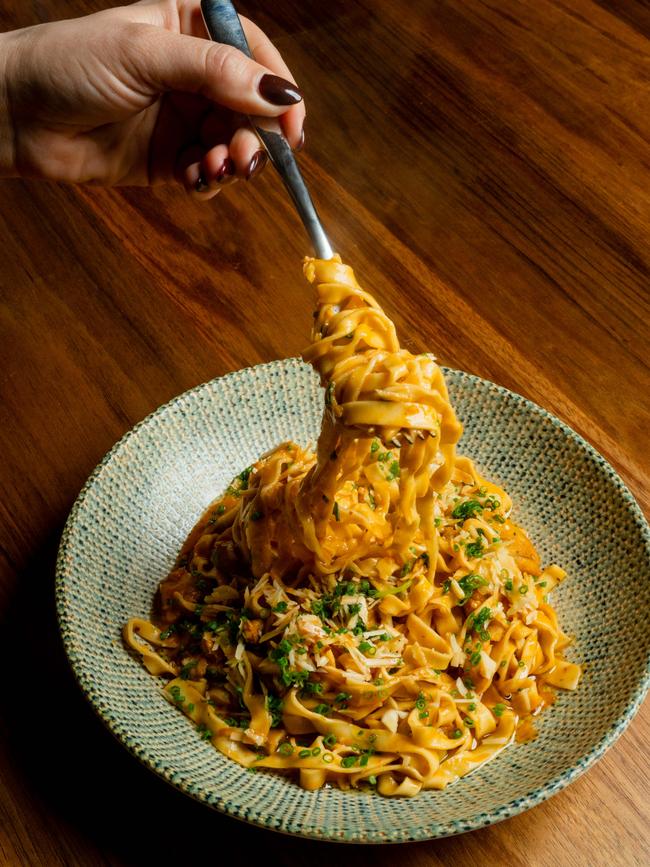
[387,460,400,481]
[457,572,488,601]
[452,499,484,520]
[266,694,284,728]
[464,538,484,559]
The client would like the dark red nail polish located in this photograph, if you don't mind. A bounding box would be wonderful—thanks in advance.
[295,128,305,152]
[216,158,235,182]
[246,150,268,181]
[258,74,302,106]
[195,173,208,192]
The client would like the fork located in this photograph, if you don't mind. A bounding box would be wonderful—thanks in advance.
[200,0,334,260]
[200,2,436,447]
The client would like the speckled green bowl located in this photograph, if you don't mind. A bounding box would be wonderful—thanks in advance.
[56,359,650,843]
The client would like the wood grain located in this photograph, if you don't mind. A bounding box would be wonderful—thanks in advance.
[0,1,648,864]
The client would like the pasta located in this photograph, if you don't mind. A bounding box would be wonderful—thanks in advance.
[125,255,581,796]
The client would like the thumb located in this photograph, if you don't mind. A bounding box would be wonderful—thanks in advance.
[125,24,302,115]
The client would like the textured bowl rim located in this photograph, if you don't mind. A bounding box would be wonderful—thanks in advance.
[55,358,650,843]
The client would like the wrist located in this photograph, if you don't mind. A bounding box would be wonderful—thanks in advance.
[0,30,18,178]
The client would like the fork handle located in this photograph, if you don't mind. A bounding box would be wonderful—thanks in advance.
[200,0,334,260]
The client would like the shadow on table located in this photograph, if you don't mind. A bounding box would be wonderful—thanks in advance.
[0,531,488,866]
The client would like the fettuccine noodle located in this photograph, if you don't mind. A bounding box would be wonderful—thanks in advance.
[125,256,580,796]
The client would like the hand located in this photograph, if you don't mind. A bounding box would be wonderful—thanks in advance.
[0,0,305,198]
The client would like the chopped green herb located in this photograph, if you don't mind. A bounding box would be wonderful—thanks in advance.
[452,499,484,520]
[273,601,288,613]
[180,659,198,679]
[197,724,212,741]
[464,538,484,559]
[313,703,330,715]
[323,734,337,747]
[519,585,529,594]
[387,460,400,481]
[341,755,358,768]
[238,466,253,490]
[458,572,488,601]
[494,703,505,717]
[266,694,284,728]
[304,678,325,696]
[278,742,294,756]
[370,441,380,453]
[469,607,491,633]
[299,749,311,758]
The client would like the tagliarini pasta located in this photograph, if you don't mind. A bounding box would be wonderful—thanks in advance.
[124,256,581,797]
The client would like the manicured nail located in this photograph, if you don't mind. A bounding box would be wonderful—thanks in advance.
[195,172,208,192]
[216,158,235,183]
[295,127,305,152]
[258,74,302,106]
[246,150,268,181]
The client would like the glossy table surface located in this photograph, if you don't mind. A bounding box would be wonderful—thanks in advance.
[0,1,648,864]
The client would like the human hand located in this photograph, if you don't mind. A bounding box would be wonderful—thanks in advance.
[0,0,305,197]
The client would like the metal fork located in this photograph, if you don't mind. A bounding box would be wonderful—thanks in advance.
[200,0,334,260]
[200,2,435,447]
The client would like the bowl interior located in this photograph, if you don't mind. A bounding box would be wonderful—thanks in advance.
[56,358,650,842]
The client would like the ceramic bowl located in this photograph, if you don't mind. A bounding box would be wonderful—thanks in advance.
[56,358,650,843]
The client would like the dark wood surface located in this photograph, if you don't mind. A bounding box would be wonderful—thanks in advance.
[1,1,649,864]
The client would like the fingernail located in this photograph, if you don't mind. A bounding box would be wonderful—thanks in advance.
[246,150,268,181]
[195,172,209,192]
[216,157,235,183]
[258,73,302,106]
[295,127,305,152]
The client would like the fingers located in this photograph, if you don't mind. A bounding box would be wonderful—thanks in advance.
[198,111,265,179]
[175,142,237,199]
[228,127,268,180]
[127,25,303,117]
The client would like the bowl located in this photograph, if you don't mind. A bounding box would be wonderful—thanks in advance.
[55,358,650,843]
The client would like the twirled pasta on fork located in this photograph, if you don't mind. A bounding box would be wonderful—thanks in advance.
[125,256,580,796]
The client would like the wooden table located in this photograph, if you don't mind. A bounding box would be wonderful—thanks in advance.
[1,1,648,864]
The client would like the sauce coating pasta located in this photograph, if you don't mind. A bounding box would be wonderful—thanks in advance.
[125,256,580,796]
